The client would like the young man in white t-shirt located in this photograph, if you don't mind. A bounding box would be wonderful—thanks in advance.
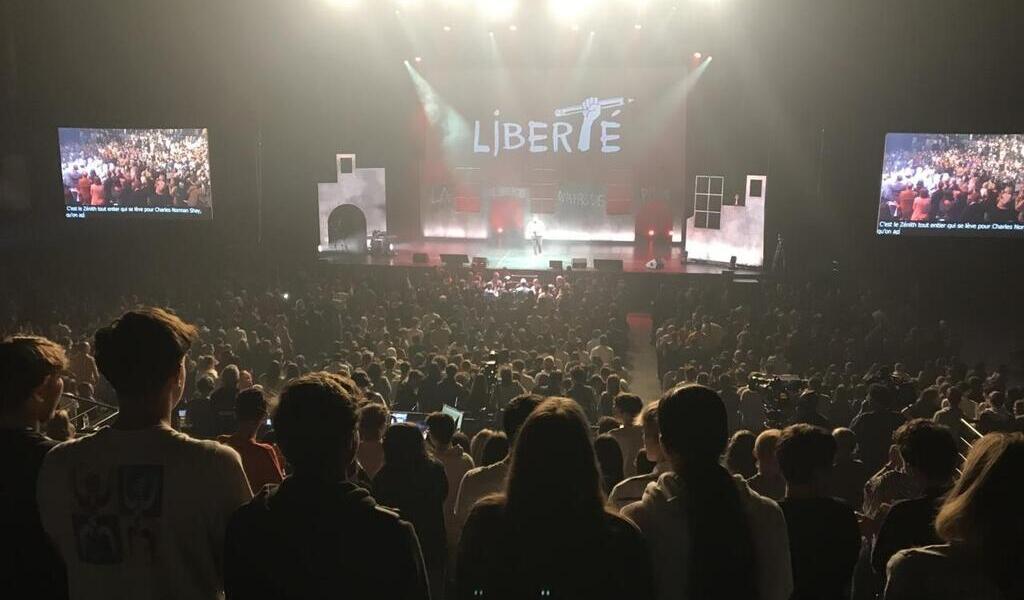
[38,308,252,600]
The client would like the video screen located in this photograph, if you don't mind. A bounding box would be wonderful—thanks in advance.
[59,128,212,220]
[877,133,1024,236]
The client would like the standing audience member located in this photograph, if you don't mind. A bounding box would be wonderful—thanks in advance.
[374,422,449,598]
[356,403,389,480]
[425,412,474,562]
[453,395,542,545]
[210,364,241,436]
[608,393,645,478]
[872,419,958,579]
[0,336,69,600]
[38,308,252,600]
[217,388,284,492]
[852,384,906,474]
[747,428,787,501]
[725,429,758,479]
[609,400,668,510]
[624,384,793,600]
[223,373,430,600]
[594,433,625,495]
[830,427,869,509]
[776,424,860,600]
[479,432,509,466]
[884,433,1024,600]
[456,398,654,600]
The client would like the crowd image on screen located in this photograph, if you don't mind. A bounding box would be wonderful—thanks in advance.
[879,134,1024,225]
[2,264,1024,600]
[60,128,212,210]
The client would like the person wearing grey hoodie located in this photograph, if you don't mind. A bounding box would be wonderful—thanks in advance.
[623,384,794,600]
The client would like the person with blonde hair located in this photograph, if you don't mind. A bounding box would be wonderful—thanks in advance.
[747,428,786,501]
[884,433,1024,600]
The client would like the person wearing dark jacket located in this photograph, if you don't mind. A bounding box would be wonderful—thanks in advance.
[457,398,654,600]
[374,422,449,598]
[224,373,429,600]
[871,419,957,581]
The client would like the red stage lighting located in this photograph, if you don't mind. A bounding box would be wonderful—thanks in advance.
[647,229,655,237]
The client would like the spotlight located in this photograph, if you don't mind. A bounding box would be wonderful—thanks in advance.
[414,56,422,62]
[443,24,452,31]
[693,51,702,60]
[647,229,655,237]
[548,0,594,24]
[497,227,504,234]
[508,24,517,31]
[634,23,643,30]
[282,292,290,300]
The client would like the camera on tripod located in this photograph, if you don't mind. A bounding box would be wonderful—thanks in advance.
[748,372,809,429]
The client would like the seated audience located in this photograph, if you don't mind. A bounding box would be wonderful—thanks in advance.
[38,308,252,600]
[0,335,69,600]
[456,397,654,600]
[884,433,1024,600]
[776,424,860,600]
[217,387,284,492]
[624,384,793,600]
[223,373,430,599]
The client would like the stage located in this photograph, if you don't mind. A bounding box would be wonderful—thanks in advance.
[318,239,762,276]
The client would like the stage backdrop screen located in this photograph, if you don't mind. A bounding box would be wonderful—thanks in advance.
[415,66,688,242]
[877,133,1024,237]
[59,127,212,220]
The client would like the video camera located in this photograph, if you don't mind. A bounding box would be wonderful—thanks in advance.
[748,372,809,429]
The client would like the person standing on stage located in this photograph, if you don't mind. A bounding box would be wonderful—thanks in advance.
[526,215,546,255]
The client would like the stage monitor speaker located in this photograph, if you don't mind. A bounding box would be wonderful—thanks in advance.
[472,256,488,268]
[412,253,429,264]
[571,258,588,269]
[549,260,563,270]
[594,259,624,272]
[441,253,469,266]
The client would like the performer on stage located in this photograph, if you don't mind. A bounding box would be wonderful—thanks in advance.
[526,215,546,255]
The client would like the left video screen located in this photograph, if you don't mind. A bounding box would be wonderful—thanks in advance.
[59,127,212,220]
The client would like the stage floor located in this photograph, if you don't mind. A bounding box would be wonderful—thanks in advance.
[320,239,761,276]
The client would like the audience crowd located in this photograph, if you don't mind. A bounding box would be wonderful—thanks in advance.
[60,128,212,209]
[1,268,1023,600]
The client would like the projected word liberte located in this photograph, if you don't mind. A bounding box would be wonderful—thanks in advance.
[473,96,631,156]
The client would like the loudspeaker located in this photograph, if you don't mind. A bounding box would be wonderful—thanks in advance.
[549,260,563,270]
[412,253,429,264]
[571,258,588,269]
[472,256,488,268]
[440,253,469,266]
[594,259,624,272]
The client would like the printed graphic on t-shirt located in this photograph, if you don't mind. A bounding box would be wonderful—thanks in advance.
[71,464,164,565]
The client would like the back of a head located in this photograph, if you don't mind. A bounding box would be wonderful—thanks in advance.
[725,430,757,474]
[832,427,857,458]
[221,364,240,387]
[501,393,543,442]
[0,335,68,415]
[867,383,893,410]
[594,433,624,488]
[597,416,621,434]
[659,384,760,600]
[935,433,1024,590]
[274,372,358,475]
[754,429,782,466]
[94,308,197,401]
[426,412,457,447]
[382,422,429,469]
[357,403,390,440]
[894,419,958,485]
[235,387,269,422]
[481,432,509,466]
[505,398,603,520]
[776,424,836,487]
[613,393,644,423]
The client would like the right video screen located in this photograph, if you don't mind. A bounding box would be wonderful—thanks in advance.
[877,133,1024,236]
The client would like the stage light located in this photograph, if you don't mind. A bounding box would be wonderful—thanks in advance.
[443,25,452,31]
[497,227,504,234]
[634,23,643,30]
[693,52,702,60]
[282,292,290,300]
[508,24,517,31]
[478,0,517,21]
[648,229,655,237]
[414,56,422,62]
[548,0,596,24]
